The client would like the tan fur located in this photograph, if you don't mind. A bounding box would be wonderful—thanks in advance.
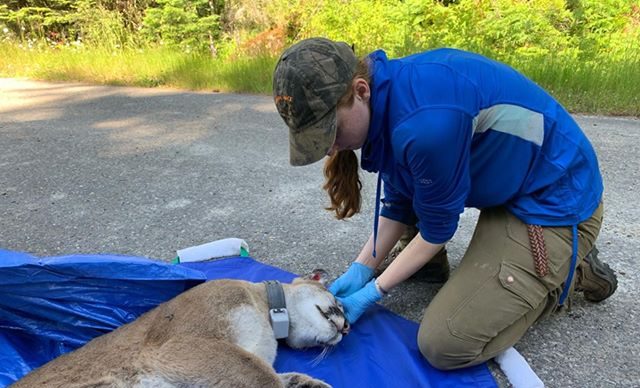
[11,276,348,388]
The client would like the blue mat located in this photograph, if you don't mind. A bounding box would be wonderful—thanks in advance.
[0,249,497,387]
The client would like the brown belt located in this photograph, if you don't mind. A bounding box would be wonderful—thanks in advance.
[527,224,549,277]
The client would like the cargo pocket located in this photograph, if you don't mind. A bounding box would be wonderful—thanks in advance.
[498,262,549,310]
[446,262,549,344]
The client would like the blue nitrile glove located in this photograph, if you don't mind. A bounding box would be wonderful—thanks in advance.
[337,279,382,324]
[328,262,374,298]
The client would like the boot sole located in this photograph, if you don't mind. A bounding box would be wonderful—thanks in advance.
[583,251,618,302]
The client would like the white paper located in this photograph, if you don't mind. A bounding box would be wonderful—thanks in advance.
[494,347,544,388]
[177,238,249,262]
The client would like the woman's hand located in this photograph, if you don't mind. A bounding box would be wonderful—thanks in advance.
[337,279,382,323]
[328,262,374,298]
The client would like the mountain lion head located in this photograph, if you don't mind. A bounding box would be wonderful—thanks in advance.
[285,269,350,349]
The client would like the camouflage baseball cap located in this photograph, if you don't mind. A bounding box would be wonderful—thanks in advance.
[273,38,358,166]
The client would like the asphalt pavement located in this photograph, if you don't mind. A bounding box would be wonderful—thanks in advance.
[1,78,638,387]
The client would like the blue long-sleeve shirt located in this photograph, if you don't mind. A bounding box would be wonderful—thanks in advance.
[361,49,603,244]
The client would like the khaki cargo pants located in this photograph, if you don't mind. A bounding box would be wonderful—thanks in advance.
[417,203,603,370]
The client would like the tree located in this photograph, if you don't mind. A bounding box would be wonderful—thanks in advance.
[142,0,221,56]
[0,0,78,42]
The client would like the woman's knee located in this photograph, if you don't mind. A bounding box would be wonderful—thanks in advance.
[417,319,476,371]
[417,326,449,370]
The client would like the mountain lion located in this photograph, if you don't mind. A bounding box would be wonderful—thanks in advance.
[11,270,348,387]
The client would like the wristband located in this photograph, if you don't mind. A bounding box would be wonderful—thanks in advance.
[374,278,389,296]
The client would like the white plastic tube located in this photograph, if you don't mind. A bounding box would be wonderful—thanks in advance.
[176,238,249,263]
[494,347,544,388]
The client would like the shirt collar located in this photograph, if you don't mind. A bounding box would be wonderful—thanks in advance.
[361,50,391,173]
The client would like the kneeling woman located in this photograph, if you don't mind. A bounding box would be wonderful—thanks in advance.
[272,38,616,370]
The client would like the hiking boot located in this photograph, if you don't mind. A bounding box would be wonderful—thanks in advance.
[575,246,617,302]
[374,225,450,283]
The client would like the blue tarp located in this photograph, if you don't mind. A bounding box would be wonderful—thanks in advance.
[0,249,497,387]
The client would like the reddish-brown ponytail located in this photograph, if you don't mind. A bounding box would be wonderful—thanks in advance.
[323,150,362,219]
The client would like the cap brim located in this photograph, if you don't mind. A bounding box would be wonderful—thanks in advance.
[289,107,337,166]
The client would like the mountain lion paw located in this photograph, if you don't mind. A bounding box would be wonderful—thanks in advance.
[279,372,331,388]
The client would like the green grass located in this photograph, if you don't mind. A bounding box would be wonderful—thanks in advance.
[1,43,638,115]
[159,53,276,93]
[515,56,640,116]
[0,44,276,93]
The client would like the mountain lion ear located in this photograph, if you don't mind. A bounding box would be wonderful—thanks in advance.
[306,269,329,286]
